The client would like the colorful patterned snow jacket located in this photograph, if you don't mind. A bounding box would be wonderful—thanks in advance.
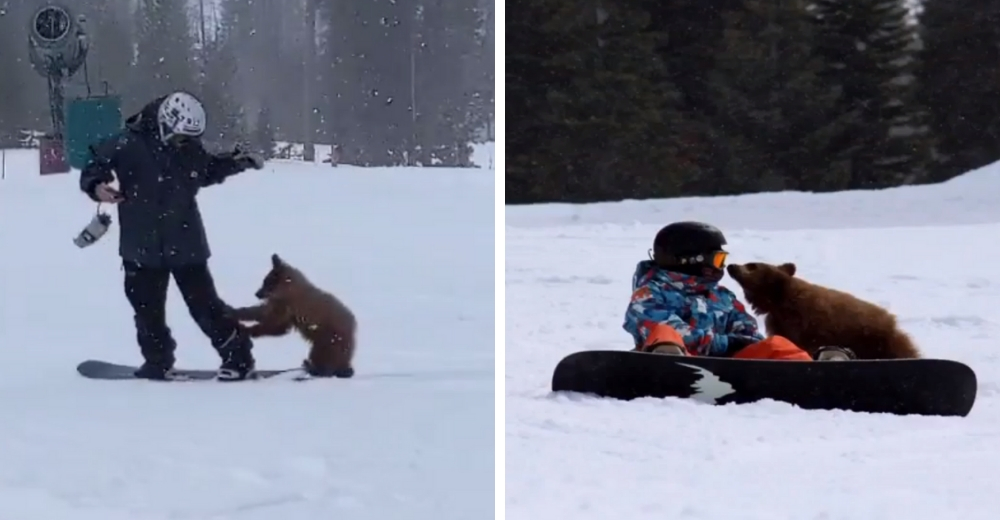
[623,260,764,356]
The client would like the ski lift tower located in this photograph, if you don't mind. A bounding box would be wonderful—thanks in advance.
[27,3,121,175]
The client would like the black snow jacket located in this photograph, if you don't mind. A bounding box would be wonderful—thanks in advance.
[79,96,248,268]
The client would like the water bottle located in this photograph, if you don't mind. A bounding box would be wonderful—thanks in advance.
[73,211,113,248]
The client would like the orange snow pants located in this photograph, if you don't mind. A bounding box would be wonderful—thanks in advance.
[640,323,813,361]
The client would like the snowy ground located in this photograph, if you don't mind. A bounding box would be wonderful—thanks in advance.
[506,162,1000,520]
[0,150,495,519]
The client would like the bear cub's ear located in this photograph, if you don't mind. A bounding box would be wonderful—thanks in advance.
[778,262,796,277]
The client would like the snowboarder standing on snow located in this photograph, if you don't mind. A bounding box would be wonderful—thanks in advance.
[623,221,854,360]
[79,91,265,381]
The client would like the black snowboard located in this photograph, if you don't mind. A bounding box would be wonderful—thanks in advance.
[551,350,978,417]
[76,360,309,381]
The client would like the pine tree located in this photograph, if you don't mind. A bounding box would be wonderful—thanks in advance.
[250,103,277,158]
[0,2,34,139]
[627,0,742,195]
[80,0,134,98]
[317,0,363,156]
[508,0,700,203]
[917,0,1000,179]
[199,35,243,147]
[706,0,852,193]
[812,0,930,189]
[636,0,741,115]
[581,0,702,201]
[132,0,197,104]
[466,0,495,142]
[506,0,588,202]
[315,0,415,166]
[413,0,480,166]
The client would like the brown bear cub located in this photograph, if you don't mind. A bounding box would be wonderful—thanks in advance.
[227,254,357,378]
[726,261,920,360]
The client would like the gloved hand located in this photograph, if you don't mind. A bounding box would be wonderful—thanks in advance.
[724,335,759,356]
[232,146,265,170]
[93,183,124,203]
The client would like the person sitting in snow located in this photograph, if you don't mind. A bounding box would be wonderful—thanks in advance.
[622,221,854,361]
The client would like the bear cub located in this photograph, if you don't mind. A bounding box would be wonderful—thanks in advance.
[726,261,920,360]
[228,254,357,377]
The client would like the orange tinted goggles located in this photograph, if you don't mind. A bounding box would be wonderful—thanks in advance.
[708,251,728,268]
[647,250,729,269]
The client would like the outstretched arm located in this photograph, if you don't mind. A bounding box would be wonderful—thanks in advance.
[198,145,264,187]
[227,301,293,337]
[227,302,270,321]
[199,151,245,187]
[247,318,293,338]
[248,304,294,337]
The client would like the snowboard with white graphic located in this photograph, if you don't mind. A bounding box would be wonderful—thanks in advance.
[550,350,977,417]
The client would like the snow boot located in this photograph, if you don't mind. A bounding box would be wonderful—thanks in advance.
[134,314,178,379]
[134,361,177,380]
[216,330,256,381]
[217,352,256,381]
[650,344,686,356]
[134,334,178,380]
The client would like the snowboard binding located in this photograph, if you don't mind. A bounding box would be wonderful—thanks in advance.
[815,346,857,361]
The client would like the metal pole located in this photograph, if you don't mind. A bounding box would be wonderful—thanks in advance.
[199,0,206,48]
[409,8,417,166]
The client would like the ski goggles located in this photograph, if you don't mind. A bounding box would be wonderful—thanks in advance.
[704,251,728,269]
[647,250,729,268]
[160,124,202,147]
[166,134,200,148]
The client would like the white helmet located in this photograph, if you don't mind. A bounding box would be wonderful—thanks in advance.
[157,91,206,143]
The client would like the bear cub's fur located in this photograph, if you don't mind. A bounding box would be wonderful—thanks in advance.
[726,261,920,360]
[228,254,357,377]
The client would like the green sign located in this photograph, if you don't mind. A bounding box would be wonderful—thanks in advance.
[64,95,122,170]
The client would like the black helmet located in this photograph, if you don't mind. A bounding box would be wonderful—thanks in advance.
[652,221,727,271]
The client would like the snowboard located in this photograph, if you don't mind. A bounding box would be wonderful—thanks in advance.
[76,360,310,381]
[550,350,978,417]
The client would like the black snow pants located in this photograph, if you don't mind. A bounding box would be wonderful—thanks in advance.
[123,261,252,368]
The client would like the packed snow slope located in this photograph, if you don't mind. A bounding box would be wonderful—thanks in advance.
[506,161,1000,520]
[0,150,495,520]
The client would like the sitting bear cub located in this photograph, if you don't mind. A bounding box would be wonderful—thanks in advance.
[726,261,920,360]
